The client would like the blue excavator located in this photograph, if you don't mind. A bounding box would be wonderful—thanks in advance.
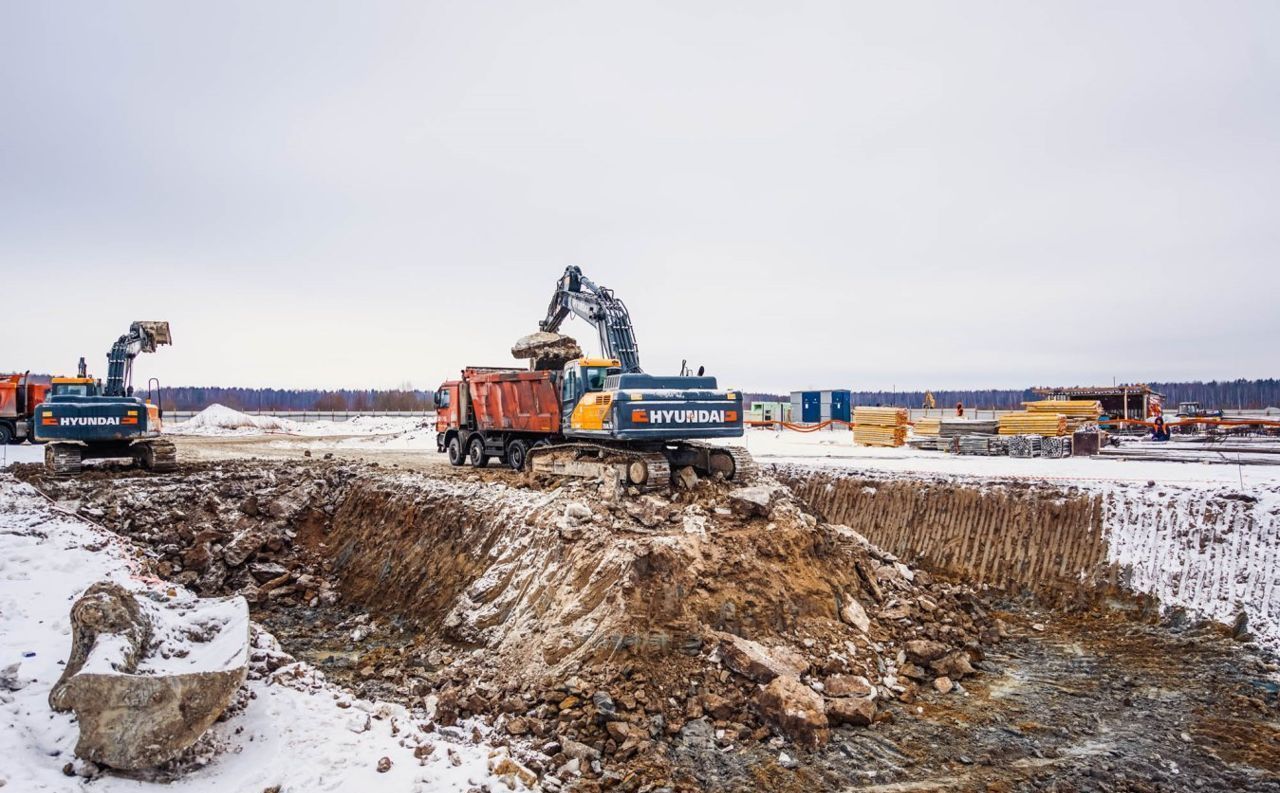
[34,321,175,475]
[512,266,754,486]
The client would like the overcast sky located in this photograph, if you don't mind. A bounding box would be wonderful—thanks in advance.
[2,2,1277,393]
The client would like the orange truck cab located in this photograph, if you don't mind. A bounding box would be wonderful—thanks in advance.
[0,373,51,444]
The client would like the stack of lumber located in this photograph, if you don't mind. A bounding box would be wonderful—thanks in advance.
[1008,434,1044,458]
[1024,400,1102,432]
[854,406,909,447]
[939,419,998,437]
[912,417,941,436]
[998,411,1068,436]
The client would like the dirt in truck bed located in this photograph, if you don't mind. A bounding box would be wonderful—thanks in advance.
[10,457,1280,791]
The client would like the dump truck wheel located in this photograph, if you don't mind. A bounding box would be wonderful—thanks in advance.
[467,437,490,468]
[506,439,529,471]
[447,436,465,466]
[0,424,12,445]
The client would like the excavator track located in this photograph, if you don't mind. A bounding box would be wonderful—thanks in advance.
[45,444,83,476]
[141,439,178,473]
[527,443,671,492]
[682,442,758,484]
[721,445,758,483]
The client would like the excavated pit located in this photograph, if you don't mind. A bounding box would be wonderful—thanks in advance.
[12,459,1280,791]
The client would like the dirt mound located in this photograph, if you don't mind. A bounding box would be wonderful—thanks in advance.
[19,460,995,784]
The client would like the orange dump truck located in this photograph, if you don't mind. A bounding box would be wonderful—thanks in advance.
[0,373,51,444]
[435,366,563,469]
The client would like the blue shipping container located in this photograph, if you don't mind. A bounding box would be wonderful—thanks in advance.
[830,390,850,422]
[801,391,821,423]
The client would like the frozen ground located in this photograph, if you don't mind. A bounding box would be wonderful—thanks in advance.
[727,428,1280,488]
[0,475,515,792]
[165,404,429,439]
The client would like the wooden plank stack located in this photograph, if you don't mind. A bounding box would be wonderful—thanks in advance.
[854,406,909,447]
[1023,400,1102,432]
[998,411,1068,436]
[912,417,941,436]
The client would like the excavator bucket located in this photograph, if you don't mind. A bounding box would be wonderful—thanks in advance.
[512,332,582,370]
[132,321,173,353]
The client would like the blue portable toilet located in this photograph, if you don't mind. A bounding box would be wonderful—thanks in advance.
[791,391,822,423]
[830,390,851,422]
[802,391,821,422]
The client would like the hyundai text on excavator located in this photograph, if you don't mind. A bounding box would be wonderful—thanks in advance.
[34,321,176,475]
[434,267,753,490]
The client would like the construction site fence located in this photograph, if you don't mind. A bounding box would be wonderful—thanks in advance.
[163,409,437,424]
[748,415,1280,433]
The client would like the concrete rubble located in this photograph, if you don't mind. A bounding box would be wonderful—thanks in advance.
[19,457,995,783]
[48,581,249,769]
[511,331,583,370]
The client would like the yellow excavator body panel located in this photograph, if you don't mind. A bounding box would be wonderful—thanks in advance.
[570,390,615,431]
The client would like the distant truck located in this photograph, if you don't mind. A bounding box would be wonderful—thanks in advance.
[0,373,51,444]
[1176,402,1223,420]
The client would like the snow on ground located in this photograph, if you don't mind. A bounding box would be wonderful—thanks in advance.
[1102,481,1280,654]
[0,475,514,792]
[166,404,428,439]
[723,428,1280,489]
[166,404,305,436]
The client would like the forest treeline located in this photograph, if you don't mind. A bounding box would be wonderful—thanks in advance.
[745,379,1280,411]
[163,386,433,412]
[12,377,1278,412]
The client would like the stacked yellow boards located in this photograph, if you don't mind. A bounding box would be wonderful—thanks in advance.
[913,417,941,436]
[854,406,909,446]
[998,411,1068,436]
[1023,400,1102,432]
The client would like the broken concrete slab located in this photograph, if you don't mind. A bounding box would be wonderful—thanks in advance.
[50,581,249,769]
[756,676,830,747]
[718,633,808,683]
[727,485,784,518]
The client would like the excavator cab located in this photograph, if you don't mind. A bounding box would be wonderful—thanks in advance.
[561,358,621,434]
[50,377,100,398]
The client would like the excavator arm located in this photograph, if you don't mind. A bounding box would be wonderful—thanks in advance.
[104,321,172,397]
[538,266,642,373]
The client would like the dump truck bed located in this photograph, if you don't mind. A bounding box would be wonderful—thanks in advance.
[464,367,562,434]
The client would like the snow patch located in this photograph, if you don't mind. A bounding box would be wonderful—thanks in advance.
[0,474,510,791]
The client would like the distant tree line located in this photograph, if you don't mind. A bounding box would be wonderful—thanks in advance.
[161,386,434,412]
[14,376,1277,413]
[744,379,1280,411]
